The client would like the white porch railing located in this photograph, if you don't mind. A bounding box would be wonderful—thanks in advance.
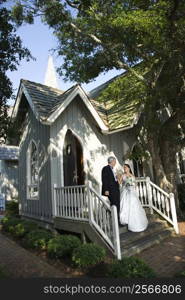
[53,177,179,260]
[136,177,179,234]
[53,183,121,259]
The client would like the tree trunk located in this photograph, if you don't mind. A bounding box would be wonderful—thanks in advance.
[159,113,182,209]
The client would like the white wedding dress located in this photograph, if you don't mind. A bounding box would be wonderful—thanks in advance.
[119,175,148,232]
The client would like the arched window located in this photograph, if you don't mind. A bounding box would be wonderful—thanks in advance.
[27,140,39,199]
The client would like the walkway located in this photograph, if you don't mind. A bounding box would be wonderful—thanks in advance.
[135,221,185,277]
[0,231,71,278]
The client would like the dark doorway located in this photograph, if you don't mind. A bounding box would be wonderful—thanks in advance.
[63,130,85,186]
[132,145,144,177]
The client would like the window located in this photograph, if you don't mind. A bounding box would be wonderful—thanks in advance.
[27,141,39,199]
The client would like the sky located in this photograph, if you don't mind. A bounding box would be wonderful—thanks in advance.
[7,17,122,105]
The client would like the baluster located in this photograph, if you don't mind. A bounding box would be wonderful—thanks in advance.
[103,205,107,235]
[76,187,79,219]
[143,182,147,205]
[165,196,170,218]
[157,190,161,210]
[78,187,81,219]
[161,194,165,215]
[94,195,98,223]
[78,186,81,219]
[71,187,74,218]
[152,186,157,208]
[60,188,63,216]
[79,187,83,219]
[84,187,88,219]
[77,187,79,219]
[65,188,67,217]
[140,182,144,205]
[99,200,103,229]
[57,189,60,216]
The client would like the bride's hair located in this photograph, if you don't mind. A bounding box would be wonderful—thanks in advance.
[124,164,133,174]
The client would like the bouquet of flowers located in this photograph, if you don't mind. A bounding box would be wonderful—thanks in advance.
[125,176,135,187]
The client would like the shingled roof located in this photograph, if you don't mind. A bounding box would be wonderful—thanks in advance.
[13,74,141,132]
[0,146,19,160]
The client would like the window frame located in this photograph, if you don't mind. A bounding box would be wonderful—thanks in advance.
[27,140,39,200]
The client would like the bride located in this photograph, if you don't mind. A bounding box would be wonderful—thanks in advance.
[118,164,148,232]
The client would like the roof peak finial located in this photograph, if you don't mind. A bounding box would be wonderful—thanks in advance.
[44,56,59,89]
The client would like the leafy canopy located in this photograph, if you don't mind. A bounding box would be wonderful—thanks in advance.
[0,0,31,142]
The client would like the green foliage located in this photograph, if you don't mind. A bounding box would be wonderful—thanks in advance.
[72,243,106,268]
[107,257,156,278]
[1,216,21,233]
[0,265,9,279]
[0,3,31,141]
[22,229,53,250]
[47,235,81,258]
[177,184,185,211]
[5,200,19,217]
[13,220,39,238]
[175,270,185,278]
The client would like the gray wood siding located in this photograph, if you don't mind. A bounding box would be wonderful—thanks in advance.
[0,160,18,201]
[19,107,52,221]
[50,96,137,193]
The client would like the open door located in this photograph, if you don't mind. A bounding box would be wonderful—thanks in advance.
[63,130,84,186]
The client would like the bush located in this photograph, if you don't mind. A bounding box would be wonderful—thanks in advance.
[72,243,106,268]
[5,200,19,216]
[1,216,21,233]
[47,235,81,258]
[0,266,9,279]
[22,229,53,250]
[175,270,185,277]
[107,257,156,278]
[13,220,39,238]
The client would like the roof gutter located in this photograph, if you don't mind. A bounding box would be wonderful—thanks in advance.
[101,123,134,135]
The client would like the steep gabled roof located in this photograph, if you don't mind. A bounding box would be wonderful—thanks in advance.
[12,73,142,133]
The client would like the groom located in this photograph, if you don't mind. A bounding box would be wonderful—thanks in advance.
[101,156,120,224]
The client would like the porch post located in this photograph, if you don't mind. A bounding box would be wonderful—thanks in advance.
[53,184,57,217]
[169,193,179,234]
[146,176,153,214]
[87,181,94,224]
[111,205,121,260]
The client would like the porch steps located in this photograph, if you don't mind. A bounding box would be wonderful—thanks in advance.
[120,214,175,257]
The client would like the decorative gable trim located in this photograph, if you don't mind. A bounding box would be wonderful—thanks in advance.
[46,85,109,131]
[11,82,40,122]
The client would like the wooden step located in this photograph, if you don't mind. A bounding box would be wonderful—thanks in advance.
[121,228,174,257]
[120,221,169,246]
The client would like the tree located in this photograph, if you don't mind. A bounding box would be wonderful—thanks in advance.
[11,0,185,205]
[0,0,31,142]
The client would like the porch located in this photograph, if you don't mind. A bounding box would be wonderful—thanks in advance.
[52,177,179,259]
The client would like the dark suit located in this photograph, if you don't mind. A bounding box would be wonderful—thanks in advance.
[101,165,120,219]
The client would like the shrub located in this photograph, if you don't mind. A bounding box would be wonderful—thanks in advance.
[175,270,185,277]
[47,235,81,258]
[5,200,19,216]
[22,229,53,250]
[72,243,106,268]
[1,216,21,233]
[107,257,156,278]
[0,266,9,279]
[13,220,39,238]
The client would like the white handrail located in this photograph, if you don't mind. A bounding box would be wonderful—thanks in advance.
[136,177,179,234]
[87,182,121,258]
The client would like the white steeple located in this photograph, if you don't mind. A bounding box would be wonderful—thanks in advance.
[44,56,59,89]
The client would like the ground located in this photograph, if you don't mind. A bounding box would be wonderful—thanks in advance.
[0,221,185,278]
